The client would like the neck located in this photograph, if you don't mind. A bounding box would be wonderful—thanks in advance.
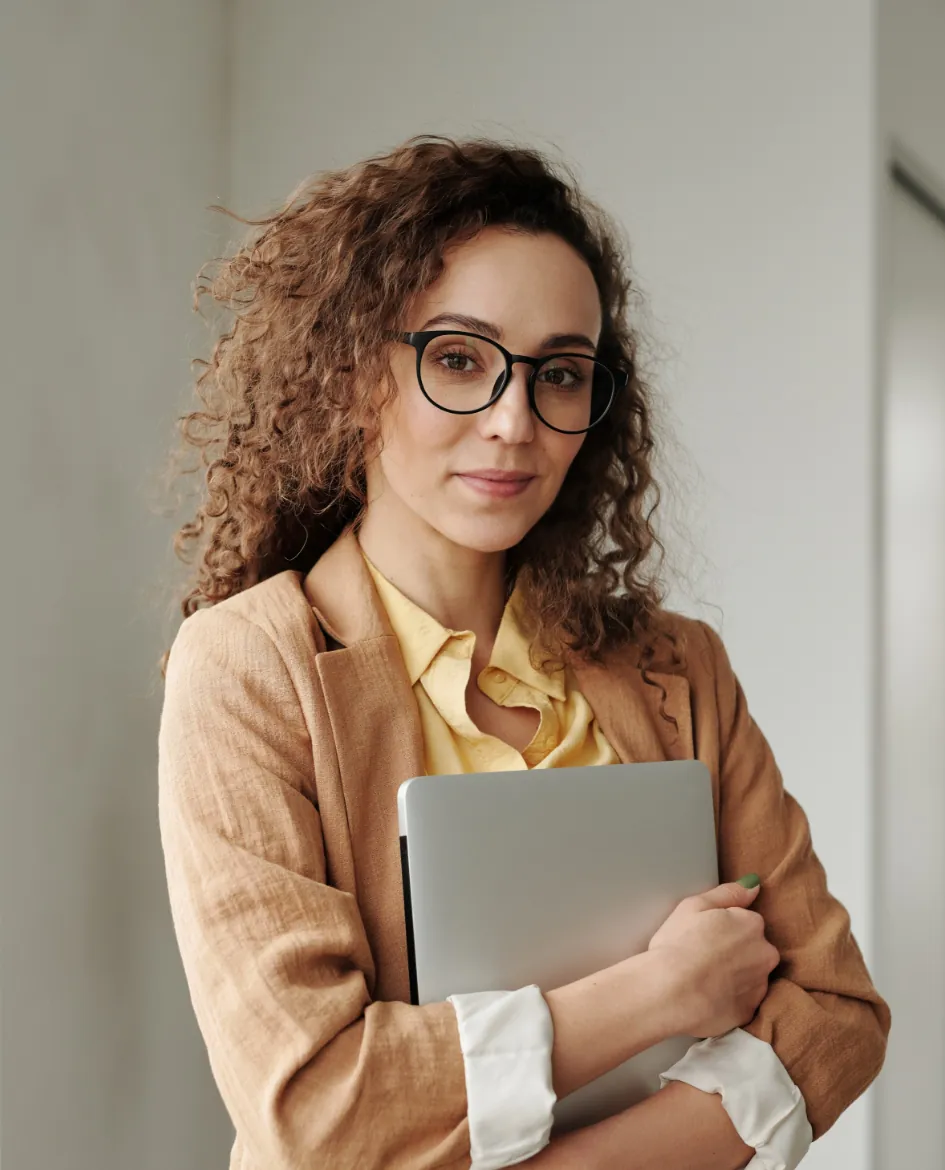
[355,500,510,653]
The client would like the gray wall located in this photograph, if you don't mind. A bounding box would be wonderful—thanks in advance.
[2,2,942,1168]
[1,3,232,1168]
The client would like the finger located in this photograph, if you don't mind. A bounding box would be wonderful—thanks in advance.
[693,880,762,911]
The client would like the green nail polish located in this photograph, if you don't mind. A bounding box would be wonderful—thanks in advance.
[737,873,760,889]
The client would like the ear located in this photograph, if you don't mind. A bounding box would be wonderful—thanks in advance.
[352,397,384,460]
[351,403,374,432]
[353,400,383,447]
[355,367,398,442]
[346,369,377,431]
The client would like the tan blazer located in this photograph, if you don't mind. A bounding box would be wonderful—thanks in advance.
[158,526,890,1170]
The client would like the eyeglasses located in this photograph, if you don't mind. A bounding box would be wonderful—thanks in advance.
[393,330,627,434]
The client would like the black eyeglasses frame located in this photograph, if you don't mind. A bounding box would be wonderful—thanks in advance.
[393,329,628,435]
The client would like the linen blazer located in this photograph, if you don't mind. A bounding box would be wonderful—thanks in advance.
[158,526,891,1170]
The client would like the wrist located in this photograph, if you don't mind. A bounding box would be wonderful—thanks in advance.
[544,952,673,1099]
[615,949,688,1042]
[544,950,688,1100]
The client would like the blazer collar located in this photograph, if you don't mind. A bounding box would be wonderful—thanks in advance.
[301,523,693,763]
[301,524,393,646]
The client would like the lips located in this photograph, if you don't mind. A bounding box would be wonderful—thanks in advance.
[454,470,536,499]
[457,470,536,482]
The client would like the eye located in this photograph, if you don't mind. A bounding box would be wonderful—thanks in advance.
[537,361,587,390]
[441,350,477,372]
[428,346,483,375]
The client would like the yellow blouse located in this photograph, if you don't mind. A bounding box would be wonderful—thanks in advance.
[360,546,620,774]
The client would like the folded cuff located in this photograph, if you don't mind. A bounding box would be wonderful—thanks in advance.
[659,1027,813,1170]
[447,986,556,1170]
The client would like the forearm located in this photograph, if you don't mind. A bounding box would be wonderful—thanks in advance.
[522,1081,755,1170]
[544,951,679,1099]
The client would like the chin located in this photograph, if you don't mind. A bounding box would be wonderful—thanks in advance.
[432,513,536,555]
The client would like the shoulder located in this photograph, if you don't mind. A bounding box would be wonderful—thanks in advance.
[610,607,728,683]
[676,612,731,676]
[610,609,740,736]
[165,570,325,681]
[652,612,748,755]
[588,608,737,723]
[158,574,318,807]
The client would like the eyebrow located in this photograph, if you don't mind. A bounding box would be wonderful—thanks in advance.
[418,312,598,353]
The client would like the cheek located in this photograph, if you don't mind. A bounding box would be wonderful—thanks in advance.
[545,434,586,484]
[379,386,466,473]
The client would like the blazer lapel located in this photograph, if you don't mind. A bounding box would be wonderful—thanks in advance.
[570,650,694,764]
[302,527,423,1003]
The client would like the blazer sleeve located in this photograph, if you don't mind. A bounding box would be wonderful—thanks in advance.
[697,620,891,1139]
[157,606,470,1170]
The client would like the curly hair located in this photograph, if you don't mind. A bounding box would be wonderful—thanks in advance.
[165,135,689,708]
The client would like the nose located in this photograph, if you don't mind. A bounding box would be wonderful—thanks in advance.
[478,361,535,444]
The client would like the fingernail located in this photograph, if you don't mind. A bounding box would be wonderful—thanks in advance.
[736,873,760,889]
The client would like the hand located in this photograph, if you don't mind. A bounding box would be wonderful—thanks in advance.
[647,878,780,1038]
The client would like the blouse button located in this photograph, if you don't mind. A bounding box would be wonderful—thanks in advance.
[492,670,507,683]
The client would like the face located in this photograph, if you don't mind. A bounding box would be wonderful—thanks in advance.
[363,226,602,555]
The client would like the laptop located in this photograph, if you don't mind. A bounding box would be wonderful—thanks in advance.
[397,761,717,1132]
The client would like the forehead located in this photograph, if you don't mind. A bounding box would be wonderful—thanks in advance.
[410,227,602,344]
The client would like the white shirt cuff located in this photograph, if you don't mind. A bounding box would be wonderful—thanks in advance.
[447,986,556,1170]
[658,1028,813,1169]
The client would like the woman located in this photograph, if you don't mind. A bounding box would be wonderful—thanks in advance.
[158,136,889,1170]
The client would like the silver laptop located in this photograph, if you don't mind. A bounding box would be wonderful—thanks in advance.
[397,761,717,1133]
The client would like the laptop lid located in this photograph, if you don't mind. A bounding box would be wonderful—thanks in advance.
[398,760,717,1132]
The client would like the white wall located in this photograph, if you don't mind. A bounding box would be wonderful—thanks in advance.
[875,0,945,1164]
[0,3,232,1168]
[881,0,945,184]
[878,177,945,1167]
[229,2,877,1165]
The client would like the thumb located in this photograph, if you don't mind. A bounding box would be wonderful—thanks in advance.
[696,875,762,910]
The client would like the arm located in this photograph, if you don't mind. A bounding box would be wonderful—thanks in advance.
[696,620,891,1139]
[158,607,470,1170]
[522,1081,754,1170]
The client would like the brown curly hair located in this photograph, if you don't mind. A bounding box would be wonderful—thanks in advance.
[165,135,689,702]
